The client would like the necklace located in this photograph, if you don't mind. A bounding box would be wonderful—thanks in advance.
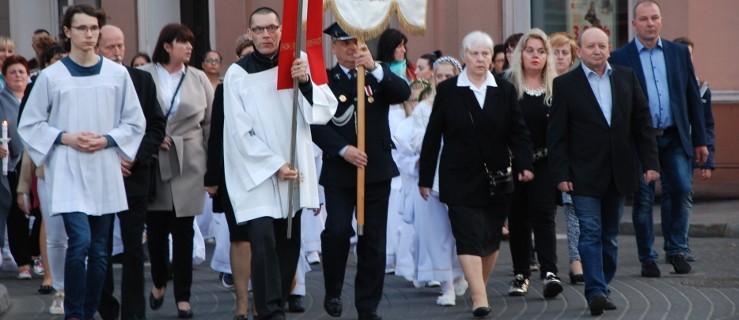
[523,85,546,97]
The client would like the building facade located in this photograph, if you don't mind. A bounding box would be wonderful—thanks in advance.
[2,0,737,197]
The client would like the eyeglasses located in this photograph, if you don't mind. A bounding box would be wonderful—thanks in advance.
[70,25,100,34]
[204,58,222,64]
[250,25,280,34]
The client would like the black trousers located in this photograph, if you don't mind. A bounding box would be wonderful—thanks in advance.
[99,196,148,320]
[248,211,301,320]
[508,160,559,279]
[146,210,194,303]
[7,171,41,267]
[321,181,390,314]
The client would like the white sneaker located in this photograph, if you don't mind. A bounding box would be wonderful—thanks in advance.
[426,281,441,288]
[50,292,64,315]
[453,278,468,296]
[306,251,321,264]
[1,256,18,272]
[17,268,32,280]
[435,293,456,306]
[542,272,563,298]
[508,274,529,296]
[32,258,45,276]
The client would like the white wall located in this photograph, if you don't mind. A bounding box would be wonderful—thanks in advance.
[8,0,56,59]
[136,0,180,56]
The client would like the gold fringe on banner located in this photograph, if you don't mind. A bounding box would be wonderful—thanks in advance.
[394,1,426,36]
[325,0,426,41]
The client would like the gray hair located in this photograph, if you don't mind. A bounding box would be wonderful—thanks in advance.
[505,28,557,105]
[460,31,494,62]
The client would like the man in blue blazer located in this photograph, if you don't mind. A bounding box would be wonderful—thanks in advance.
[609,0,708,277]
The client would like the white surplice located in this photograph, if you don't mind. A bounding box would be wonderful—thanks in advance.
[223,64,337,223]
[18,57,145,216]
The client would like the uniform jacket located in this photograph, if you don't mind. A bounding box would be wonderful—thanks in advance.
[311,63,410,188]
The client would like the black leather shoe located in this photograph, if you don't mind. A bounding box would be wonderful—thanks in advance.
[589,295,608,316]
[177,308,193,319]
[358,311,382,320]
[670,254,691,274]
[233,315,248,320]
[288,294,305,313]
[605,297,617,310]
[472,306,491,318]
[324,297,342,317]
[149,291,164,310]
[568,271,584,284]
[641,260,661,277]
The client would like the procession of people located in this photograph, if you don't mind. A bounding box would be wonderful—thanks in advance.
[0,1,715,319]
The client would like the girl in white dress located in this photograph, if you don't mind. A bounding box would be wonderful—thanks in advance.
[409,58,468,306]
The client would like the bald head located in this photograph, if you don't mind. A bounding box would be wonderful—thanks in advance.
[98,25,125,63]
[577,28,610,75]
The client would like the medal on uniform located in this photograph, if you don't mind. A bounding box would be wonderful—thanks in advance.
[365,85,374,103]
[339,95,347,102]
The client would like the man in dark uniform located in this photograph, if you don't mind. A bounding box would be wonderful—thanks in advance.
[311,23,410,320]
[96,25,166,320]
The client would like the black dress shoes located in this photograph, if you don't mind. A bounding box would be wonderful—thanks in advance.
[324,297,342,317]
[589,295,608,316]
[641,260,661,277]
[358,311,382,320]
[568,271,584,284]
[288,294,306,313]
[605,297,617,310]
[472,306,491,318]
[177,308,193,319]
[670,254,692,274]
[149,291,164,310]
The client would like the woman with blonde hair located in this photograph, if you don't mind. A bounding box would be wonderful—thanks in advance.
[550,32,578,76]
[504,28,563,298]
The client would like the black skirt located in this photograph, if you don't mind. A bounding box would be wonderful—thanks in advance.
[447,195,510,256]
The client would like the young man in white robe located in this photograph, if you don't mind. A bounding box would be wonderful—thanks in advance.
[17,4,145,320]
[222,7,337,320]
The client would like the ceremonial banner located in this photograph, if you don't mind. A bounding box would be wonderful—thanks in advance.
[278,0,326,89]
[306,0,327,85]
[277,0,299,90]
[325,0,427,40]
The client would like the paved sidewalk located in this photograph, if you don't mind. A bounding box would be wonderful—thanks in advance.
[620,200,739,238]
[1,201,738,319]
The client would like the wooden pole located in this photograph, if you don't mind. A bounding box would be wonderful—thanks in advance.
[356,39,366,236]
[286,0,305,239]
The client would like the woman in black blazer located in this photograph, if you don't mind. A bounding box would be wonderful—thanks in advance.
[418,31,534,318]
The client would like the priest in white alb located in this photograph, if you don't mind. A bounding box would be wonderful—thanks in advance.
[221,7,337,319]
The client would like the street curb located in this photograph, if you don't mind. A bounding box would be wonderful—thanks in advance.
[620,222,739,238]
[0,283,10,315]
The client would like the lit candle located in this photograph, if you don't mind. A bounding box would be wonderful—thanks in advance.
[2,120,8,175]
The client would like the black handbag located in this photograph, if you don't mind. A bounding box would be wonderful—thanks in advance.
[466,108,513,197]
[484,162,512,197]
